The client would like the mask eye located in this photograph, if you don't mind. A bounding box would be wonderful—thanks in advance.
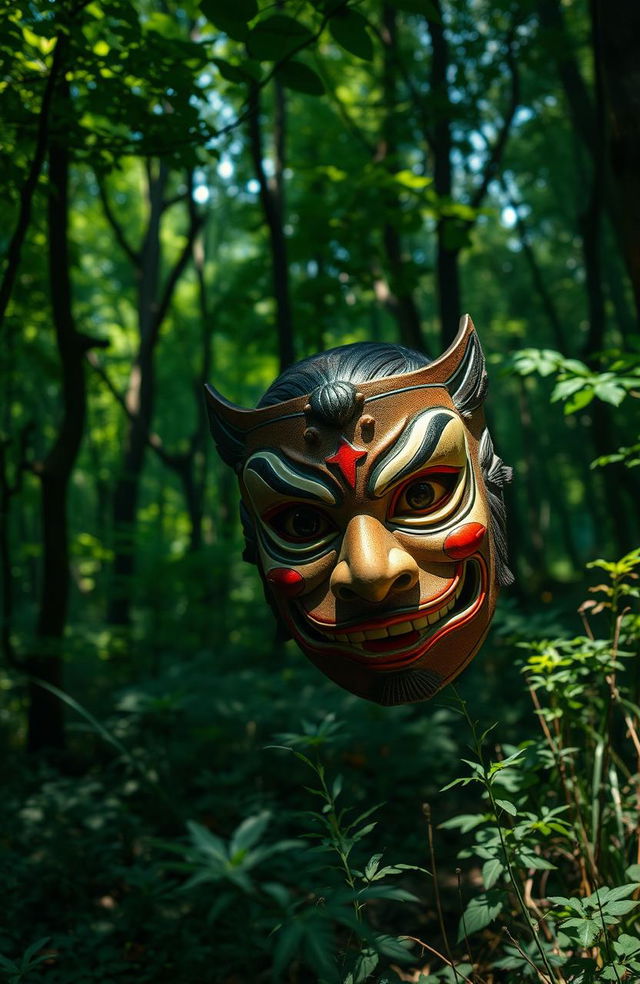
[266,504,335,543]
[390,467,460,520]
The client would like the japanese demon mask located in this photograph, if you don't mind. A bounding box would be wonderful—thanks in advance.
[206,315,512,705]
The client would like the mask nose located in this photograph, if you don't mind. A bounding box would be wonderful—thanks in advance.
[330,514,419,603]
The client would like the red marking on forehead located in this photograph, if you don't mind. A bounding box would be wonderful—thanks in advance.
[444,522,486,560]
[266,568,305,597]
[325,438,367,489]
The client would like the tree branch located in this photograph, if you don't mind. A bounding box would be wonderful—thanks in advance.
[151,193,204,345]
[85,351,179,468]
[97,180,140,265]
[0,32,68,331]
[470,28,521,209]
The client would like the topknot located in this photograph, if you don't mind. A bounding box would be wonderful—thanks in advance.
[307,380,360,427]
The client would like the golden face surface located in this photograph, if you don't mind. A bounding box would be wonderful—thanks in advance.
[206,317,512,704]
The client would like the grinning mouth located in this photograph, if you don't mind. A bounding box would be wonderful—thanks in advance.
[289,557,486,671]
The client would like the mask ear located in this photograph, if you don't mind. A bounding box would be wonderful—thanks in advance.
[444,315,488,417]
[204,384,249,469]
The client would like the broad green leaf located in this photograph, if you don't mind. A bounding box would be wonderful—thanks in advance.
[347,947,379,984]
[200,0,257,26]
[494,798,517,816]
[212,58,248,83]
[277,60,325,95]
[457,890,504,941]
[593,380,626,406]
[596,882,640,904]
[200,0,250,40]
[564,389,595,414]
[247,15,314,61]
[187,820,227,862]
[482,857,504,889]
[358,885,420,902]
[614,933,640,958]
[601,899,639,917]
[374,934,414,962]
[386,0,441,17]
[561,917,601,947]
[329,10,373,60]
[229,810,270,857]
[600,964,627,981]
[364,853,383,880]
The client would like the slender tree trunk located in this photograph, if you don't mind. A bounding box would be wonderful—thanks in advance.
[427,0,462,349]
[0,34,67,331]
[378,4,424,351]
[248,84,295,371]
[108,162,167,626]
[593,0,640,322]
[104,167,203,625]
[539,0,640,324]
[27,84,106,751]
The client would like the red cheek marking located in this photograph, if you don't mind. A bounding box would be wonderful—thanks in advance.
[444,522,487,560]
[266,568,305,597]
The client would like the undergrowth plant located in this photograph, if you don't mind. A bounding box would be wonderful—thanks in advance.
[438,546,640,983]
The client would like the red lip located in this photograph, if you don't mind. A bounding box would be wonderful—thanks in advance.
[303,563,462,635]
[286,556,487,672]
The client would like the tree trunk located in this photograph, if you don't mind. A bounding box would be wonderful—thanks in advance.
[0,34,67,332]
[108,162,168,626]
[426,0,462,349]
[378,4,424,351]
[539,0,640,324]
[593,0,640,322]
[248,83,295,371]
[27,83,97,751]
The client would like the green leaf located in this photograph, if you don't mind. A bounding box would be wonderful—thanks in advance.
[561,917,601,947]
[482,857,504,889]
[200,0,252,40]
[364,853,383,880]
[614,933,640,958]
[22,938,52,963]
[212,58,249,83]
[229,810,270,857]
[247,15,314,61]
[374,934,414,962]
[593,380,627,406]
[602,899,639,917]
[386,0,441,16]
[494,798,517,816]
[359,884,420,903]
[552,377,588,402]
[187,820,227,862]
[625,864,640,881]
[329,10,373,60]
[457,890,504,941]
[598,882,640,904]
[276,59,325,95]
[564,389,595,414]
[345,947,379,984]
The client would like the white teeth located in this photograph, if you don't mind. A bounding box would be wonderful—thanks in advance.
[328,574,466,646]
[389,622,410,637]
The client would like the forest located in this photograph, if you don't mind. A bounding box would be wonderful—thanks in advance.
[1,0,639,981]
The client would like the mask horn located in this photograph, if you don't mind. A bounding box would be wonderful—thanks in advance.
[443,315,488,417]
[204,384,251,469]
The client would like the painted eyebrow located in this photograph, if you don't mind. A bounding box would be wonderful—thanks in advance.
[368,409,457,497]
[244,450,339,505]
